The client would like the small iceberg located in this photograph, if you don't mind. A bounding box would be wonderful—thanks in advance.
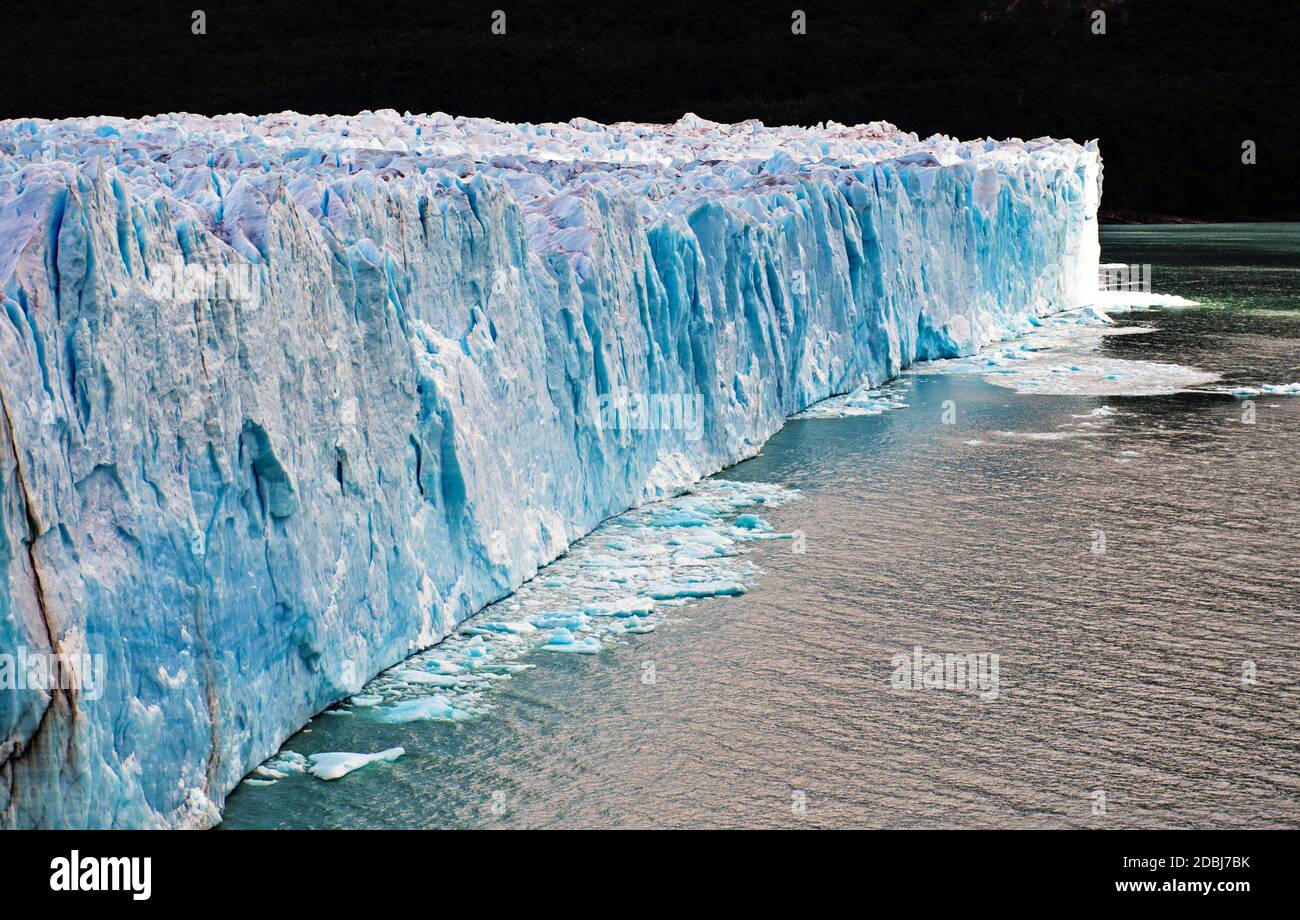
[648,578,747,600]
[585,596,656,618]
[377,695,472,723]
[1229,382,1300,397]
[306,747,405,781]
[539,628,603,654]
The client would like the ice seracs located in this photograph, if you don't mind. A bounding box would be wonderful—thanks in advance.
[0,110,1101,827]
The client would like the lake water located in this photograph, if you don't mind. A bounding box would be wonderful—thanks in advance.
[221,224,1300,829]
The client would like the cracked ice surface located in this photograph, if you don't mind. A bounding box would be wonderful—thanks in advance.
[0,110,1100,826]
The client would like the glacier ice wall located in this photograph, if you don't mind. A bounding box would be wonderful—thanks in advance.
[0,111,1100,827]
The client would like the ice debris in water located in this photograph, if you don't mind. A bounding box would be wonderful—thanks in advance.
[792,379,911,419]
[918,305,1219,396]
[304,748,406,781]
[1228,382,1300,397]
[981,355,1218,397]
[253,746,404,782]
[1093,290,1201,312]
[329,479,798,726]
[538,628,604,654]
[378,695,474,723]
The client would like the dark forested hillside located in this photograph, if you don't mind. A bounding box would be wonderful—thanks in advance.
[0,0,1293,220]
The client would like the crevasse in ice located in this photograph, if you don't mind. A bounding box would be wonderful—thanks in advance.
[0,110,1101,827]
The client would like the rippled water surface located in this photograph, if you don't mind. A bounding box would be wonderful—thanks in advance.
[222,224,1300,829]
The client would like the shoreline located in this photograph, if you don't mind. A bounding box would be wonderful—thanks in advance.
[1099,212,1300,225]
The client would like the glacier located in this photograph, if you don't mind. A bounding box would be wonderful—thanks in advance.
[0,110,1100,828]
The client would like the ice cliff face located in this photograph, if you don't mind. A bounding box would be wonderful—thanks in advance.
[0,110,1100,827]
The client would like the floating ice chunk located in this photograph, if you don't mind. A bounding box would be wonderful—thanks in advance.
[1228,382,1299,397]
[996,429,1106,442]
[530,611,592,629]
[648,579,747,599]
[393,668,455,685]
[585,596,655,617]
[793,380,910,419]
[306,748,405,781]
[646,511,712,528]
[978,355,1217,396]
[423,659,465,675]
[732,514,771,531]
[474,620,539,635]
[262,751,309,774]
[462,639,495,664]
[1094,291,1200,312]
[396,671,461,688]
[673,541,729,560]
[539,628,603,654]
[1073,305,1116,325]
[668,529,733,549]
[377,695,472,723]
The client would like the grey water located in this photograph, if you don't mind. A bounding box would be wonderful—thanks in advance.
[221,224,1300,829]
